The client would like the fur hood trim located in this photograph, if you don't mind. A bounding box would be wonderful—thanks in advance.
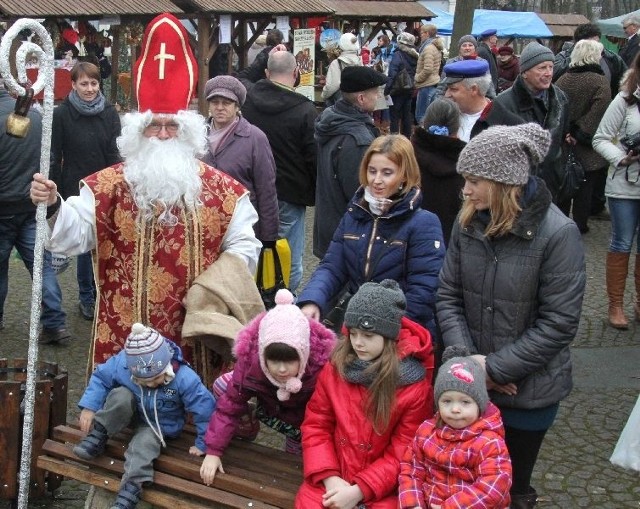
[233,312,336,370]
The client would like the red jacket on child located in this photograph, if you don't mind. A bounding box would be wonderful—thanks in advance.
[296,317,434,508]
[398,402,512,508]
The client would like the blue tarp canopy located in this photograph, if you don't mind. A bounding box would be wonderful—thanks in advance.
[597,9,640,38]
[426,7,553,38]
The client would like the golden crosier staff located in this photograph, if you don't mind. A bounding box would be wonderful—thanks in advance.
[0,18,54,509]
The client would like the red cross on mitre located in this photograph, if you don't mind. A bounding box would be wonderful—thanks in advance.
[133,13,197,114]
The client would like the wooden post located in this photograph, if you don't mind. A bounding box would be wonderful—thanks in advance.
[197,14,210,117]
[0,380,21,500]
[110,26,120,107]
[0,359,68,502]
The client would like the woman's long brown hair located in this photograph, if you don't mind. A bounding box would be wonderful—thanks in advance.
[332,334,399,434]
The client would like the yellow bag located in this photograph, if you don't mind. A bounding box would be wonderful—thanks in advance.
[255,239,291,308]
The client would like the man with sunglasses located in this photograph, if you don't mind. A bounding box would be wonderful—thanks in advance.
[620,16,640,67]
[30,13,261,374]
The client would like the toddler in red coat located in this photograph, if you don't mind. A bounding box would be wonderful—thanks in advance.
[296,279,434,509]
[399,345,512,509]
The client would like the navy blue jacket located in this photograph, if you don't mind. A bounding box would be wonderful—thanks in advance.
[299,187,445,335]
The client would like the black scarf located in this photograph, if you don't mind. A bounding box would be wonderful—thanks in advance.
[566,63,605,75]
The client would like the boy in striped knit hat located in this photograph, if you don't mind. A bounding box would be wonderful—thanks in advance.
[73,323,214,509]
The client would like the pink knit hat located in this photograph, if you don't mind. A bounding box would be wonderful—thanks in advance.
[258,289,310,401]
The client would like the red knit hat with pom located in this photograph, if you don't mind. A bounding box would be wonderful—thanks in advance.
[258,289,311,401]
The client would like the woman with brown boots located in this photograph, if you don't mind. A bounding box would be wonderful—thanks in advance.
[593,56,640,330]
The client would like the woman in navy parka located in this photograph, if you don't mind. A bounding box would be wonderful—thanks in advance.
[299,135,445,339]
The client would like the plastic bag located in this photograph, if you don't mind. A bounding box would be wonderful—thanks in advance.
[255,239,291,310]
[610,395,640,472]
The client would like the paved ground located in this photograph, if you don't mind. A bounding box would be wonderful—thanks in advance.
[1,209,639,508]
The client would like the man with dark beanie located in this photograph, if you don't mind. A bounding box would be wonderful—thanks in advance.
[494,41,569,202]
[313,65,386,259]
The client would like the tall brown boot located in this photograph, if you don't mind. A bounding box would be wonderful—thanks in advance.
[635,256,640,322]
[606,252,630,329]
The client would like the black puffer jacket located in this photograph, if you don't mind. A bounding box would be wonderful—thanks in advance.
[437,177,586,410]
[50,96,121,199]
[494,76,569,199]
[241,79,317,207]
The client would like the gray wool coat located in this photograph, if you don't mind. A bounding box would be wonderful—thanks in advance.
[437,178,586,410]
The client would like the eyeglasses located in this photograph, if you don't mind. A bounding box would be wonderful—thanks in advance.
[145,122,180,134]
[623,23,636,29]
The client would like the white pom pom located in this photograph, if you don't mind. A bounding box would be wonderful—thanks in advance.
[274,289,294,306]
[131,323,146,335]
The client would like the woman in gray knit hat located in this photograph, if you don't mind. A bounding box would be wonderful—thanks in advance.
[437,123,586,509]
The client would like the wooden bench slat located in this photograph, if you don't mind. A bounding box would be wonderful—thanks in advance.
[37,454,281,509]
[43,425,301,508]
[45,433,298,507]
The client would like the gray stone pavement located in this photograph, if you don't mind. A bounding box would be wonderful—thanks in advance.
[1,209,639,508]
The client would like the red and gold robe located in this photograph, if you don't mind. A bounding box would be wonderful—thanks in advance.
[83,162,247,373]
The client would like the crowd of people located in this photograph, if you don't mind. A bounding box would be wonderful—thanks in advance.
[4,10,639,509]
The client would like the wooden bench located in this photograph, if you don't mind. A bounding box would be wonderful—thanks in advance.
[37,424,302,509]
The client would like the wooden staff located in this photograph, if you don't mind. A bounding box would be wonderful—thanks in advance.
[0,18,54,509]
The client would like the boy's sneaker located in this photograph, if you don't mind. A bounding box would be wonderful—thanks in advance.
[38,327,71,345]
[110,481,141,509]
[73,422,109,460]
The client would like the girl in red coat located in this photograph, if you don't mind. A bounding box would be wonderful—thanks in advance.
[398,346,512,509]
[296,279,434,509]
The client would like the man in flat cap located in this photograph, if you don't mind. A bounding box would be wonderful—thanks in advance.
[313,65,386,259]
[31,13,261,375]
[477,29,499,90]
[494,41,569,200]
[442,59,522,142]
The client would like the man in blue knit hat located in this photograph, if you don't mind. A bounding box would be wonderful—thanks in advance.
[442,60,522,142]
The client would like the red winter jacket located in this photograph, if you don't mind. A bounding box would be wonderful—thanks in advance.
[296,317,434,508]
[398,402,512,508]
[204,312,336,456]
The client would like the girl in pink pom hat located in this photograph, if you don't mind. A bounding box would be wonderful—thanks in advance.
[200,289,336,486]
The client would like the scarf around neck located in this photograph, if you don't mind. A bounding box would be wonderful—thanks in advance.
[208,117,239,155]
[343,356,425,387]
[364,186,398,216]
[68,89,106,116]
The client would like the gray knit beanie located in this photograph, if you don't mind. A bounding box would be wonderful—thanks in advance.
[435,345,489,414]
[519,41,554,73]
[456,123,551,185]
[457,34,478,49]
[344,279,406,340]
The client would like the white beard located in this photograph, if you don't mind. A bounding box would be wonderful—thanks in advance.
[121,134,202,226]
[117,110,208,226]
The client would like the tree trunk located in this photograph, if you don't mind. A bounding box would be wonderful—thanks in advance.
[451,0,475,54]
